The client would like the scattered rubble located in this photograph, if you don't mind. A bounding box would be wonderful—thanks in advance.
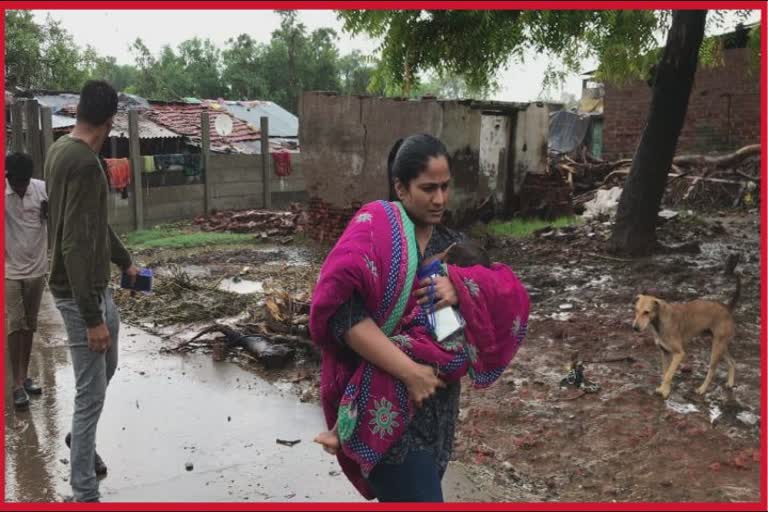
[194,203,305,241]
[565,144,760,213]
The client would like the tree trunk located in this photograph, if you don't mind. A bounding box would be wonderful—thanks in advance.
[608,10,707,256]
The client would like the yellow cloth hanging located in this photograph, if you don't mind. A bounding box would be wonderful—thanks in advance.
[142,155,156,173]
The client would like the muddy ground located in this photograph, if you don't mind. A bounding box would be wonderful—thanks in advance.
[114,208,762,503]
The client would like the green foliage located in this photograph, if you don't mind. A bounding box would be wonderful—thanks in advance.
[487,216,583,238]
[124,228,258,249]
[5,11,96,91]
[4,9,380,112]
[747,23,761,76]
[337,9,761,93]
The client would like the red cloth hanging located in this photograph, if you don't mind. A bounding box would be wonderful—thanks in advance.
[104,158,132,190]
[271,151,292,177]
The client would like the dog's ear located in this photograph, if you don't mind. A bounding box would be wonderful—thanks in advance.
[652,299,660,311]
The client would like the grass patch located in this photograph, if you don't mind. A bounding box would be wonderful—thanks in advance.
[487,216,583,238]
[124,228,258,249]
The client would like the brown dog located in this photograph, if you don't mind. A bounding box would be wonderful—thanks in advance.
[632,276,740,399]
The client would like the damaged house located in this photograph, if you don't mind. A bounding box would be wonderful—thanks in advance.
[299,91,569,240]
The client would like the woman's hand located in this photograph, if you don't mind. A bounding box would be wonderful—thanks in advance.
[402,361,446,407]
[413,275,458,310]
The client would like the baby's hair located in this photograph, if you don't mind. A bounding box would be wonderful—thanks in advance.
[444,241,491,268]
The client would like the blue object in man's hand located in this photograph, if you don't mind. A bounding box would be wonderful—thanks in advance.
[121,268,153,293]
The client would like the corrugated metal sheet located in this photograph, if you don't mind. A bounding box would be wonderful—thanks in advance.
[34,93,80,113]
[204,100,298,138]
[51,112,181,140]
[52,114,76,130]
[36,92,151,113]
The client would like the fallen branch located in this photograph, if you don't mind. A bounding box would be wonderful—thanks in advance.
[672,144,760,168]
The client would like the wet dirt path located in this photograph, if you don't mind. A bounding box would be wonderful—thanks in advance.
[4,291,487,503]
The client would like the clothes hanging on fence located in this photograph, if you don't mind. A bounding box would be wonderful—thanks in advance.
[272,151,292,177]
[153,153,202,176]
[153,154,185,172]
[104,158,132,197]
[142,155,157,173]
[183,154,202,177]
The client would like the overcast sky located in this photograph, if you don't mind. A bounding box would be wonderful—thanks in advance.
[31,9,760,103]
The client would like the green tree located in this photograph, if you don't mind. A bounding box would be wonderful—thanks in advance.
[178,37,225,98]
[413,72,498,99]
[254,10,349,112]
[338,50,383,95]
[4,10,42,89]
[222,34,268,99]
[130,37,163,99]
[88,55,139,92]
[337,9,758,256]
[5,11,95,91]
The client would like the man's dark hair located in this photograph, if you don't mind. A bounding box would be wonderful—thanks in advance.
[77,80,118,126]
[5,152,34,180]
[445,241,492,268]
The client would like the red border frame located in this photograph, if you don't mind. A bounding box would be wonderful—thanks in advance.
[0,2,765,511]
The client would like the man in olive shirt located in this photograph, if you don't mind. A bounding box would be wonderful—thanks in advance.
[45,80,138,503]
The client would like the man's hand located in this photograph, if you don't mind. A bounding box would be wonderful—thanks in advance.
[124,264,140,288]
[87,323,111,353]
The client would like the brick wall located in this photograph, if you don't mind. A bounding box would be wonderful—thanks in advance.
[603,48,760,160]
[305,197,361,243]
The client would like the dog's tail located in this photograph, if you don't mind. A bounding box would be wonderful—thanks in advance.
[727,274,741,312]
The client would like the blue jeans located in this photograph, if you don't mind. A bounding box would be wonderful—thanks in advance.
[54,288,119,502]
[367,450,444,502]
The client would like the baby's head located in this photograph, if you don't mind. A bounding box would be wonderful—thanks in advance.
[444,241,492,268]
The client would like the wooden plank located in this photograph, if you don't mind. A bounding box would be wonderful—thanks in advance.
[11,102,25,153]
[128,110,144,230]
[201,111,212,216]
[25,100,43,179]
[40,106,53,178]
[261,116,271,209]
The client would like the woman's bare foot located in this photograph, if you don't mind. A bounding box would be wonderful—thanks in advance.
[313,430,340,455]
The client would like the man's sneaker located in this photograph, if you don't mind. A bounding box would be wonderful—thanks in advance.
[23,378,42,395]
[64,433,108,476]
[13,388,29,410]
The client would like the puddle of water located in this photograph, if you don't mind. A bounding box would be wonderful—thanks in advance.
[218,278,264,295]
[5,291,487,503]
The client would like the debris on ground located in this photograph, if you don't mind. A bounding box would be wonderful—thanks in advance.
[114,265,253,326]
[566,144,760,213]
[163,323,301,369]
[276,439,301,447]
[559,359,600,394]
[114,194,761,502]
[194,204,304,240]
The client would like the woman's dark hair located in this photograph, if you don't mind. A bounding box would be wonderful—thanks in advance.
[5,152,34,180]
[387,133,450,201]
[444,241,492,268]
[77,80,118,126]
